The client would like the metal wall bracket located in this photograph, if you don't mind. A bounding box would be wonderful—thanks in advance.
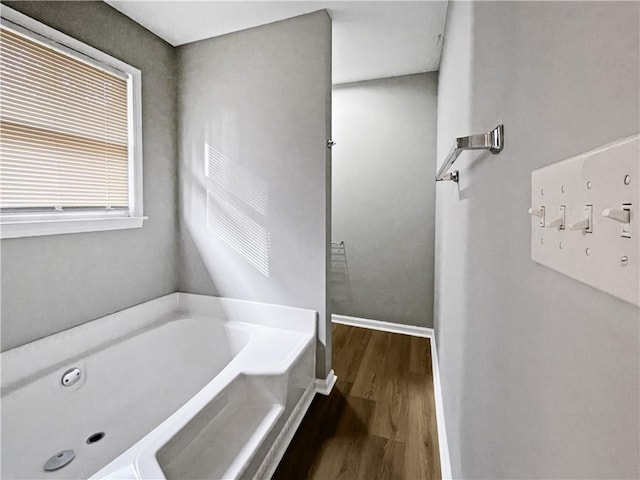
[435,124,504,182]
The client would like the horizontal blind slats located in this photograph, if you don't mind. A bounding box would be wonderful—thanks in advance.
[2,168,128,183]
[0,32,129,137]
[1,149,129,169]
[0,73,127,124]
[1,125,128,169]
[1,85,128,145]
[1,31,128,84]
[0,59,128,108]
[0,51,128,99]
[0,26,130,211]
[1,122,128,154]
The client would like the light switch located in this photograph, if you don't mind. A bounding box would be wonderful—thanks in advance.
[546,206,565,229]
[567,205,592,232]
[528,207,545,227]
[623,204,631,238]
[603,204,631,238]
[530,135,639,306]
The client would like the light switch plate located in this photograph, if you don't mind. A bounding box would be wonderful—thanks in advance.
[531,135,639,306]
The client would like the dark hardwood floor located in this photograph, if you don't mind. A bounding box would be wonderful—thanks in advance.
[272,323,441,480]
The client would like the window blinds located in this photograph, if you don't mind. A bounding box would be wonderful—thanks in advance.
[0,26,130,211]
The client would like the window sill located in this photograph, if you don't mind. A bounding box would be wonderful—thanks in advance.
[0,216,147,239]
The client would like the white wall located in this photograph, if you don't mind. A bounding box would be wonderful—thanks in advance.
[436,2,639,478]
[0,1,178,352]
[332,73,437,327]
[177,11,332,378]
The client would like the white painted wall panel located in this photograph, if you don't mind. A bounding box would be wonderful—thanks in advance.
[176,11,332,378]
[436,2,639,478]
[332,73,437,328]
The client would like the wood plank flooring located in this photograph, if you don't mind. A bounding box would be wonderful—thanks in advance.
[272,323,441,480]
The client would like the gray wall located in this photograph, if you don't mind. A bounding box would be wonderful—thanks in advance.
[176,11,332,378]
[436,2,639,478]
[0,1,178,351]
[331,73,437,327]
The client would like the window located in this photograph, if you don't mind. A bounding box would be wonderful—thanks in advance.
[0,7,144,238]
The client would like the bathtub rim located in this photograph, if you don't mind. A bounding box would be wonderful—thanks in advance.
[1,292,316,392]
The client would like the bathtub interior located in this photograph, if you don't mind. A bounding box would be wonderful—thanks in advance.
[1,311,247,479]
[156,374,283,480]
[1,293,317,480]
[152,338,315,480]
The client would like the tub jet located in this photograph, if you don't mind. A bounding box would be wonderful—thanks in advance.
[86,432,105,444]
[61,368,81,387]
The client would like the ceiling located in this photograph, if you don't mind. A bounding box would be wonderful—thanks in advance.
[105,1,448,84]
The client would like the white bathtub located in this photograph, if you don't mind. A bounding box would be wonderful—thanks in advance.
[1,293,317,480]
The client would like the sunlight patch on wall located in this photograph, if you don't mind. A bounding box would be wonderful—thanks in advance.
[206,189,270,277]
[205,144,269,215]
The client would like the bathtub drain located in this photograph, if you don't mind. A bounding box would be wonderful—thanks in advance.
[43,449,75,471]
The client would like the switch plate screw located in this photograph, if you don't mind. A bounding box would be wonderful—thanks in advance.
[621,256,629,267]
[586,181,592,190]
[624,174,631,185]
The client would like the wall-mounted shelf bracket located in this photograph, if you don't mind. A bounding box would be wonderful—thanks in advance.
[435,124,504,182]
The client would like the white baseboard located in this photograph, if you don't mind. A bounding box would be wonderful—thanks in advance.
[331,314,452,479]
[331,313,434,338]
[426,328,452,480]
[253,381,316,480]
[314,369,337,396]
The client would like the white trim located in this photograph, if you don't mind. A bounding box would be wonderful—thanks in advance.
[0,6,144,236]
[332,313,434,338]
[0,216,146,239]
[427,326,452,480]
[253,381,316,480]
[127,67,144,219]
[331,314,452,479]
[314,369,337,396]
